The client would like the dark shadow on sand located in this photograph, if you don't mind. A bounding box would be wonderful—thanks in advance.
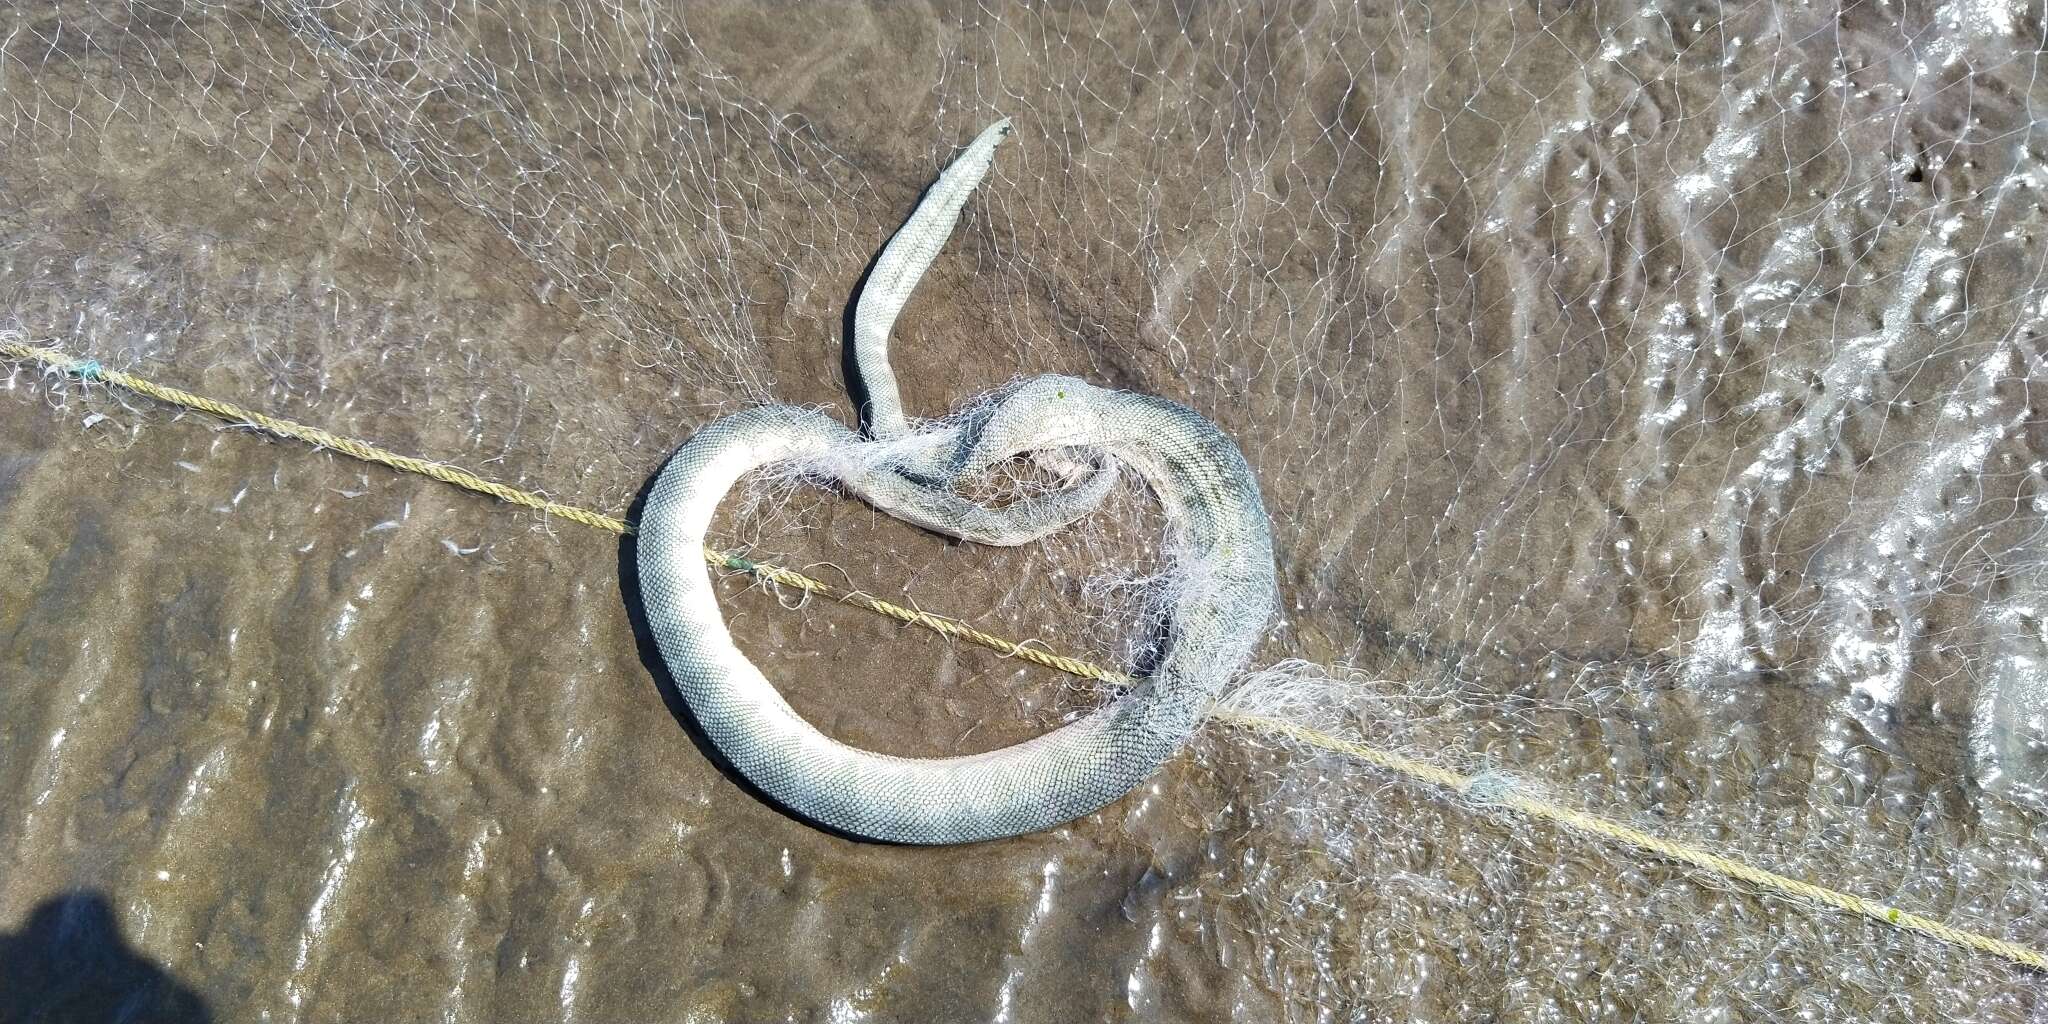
[841,244,886,437]
[0,889,211,1024]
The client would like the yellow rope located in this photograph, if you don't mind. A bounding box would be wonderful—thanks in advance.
[7,338,2042,974]
[0,340,1126,686]
[1208,710,2048,971]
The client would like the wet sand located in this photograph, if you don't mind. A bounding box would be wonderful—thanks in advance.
[4,2,2047,1021]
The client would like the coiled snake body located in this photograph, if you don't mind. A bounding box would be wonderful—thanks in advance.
[637,121,1278,844]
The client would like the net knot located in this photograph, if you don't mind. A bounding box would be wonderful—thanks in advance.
[1464,770,1522,806]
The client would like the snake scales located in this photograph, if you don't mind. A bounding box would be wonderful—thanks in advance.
[636,121,1279,844]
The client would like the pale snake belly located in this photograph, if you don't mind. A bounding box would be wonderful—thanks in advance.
[636,121,1279,844]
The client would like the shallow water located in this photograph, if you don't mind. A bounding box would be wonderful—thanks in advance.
[3,1,2047,1020]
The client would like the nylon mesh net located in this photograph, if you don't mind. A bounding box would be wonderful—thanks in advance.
[3,1,2045,1020]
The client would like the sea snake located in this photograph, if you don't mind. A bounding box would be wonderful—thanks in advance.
[636,120,1279,844]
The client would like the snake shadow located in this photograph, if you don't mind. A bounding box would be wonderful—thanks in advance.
[841,218,889,435]
[615,466,902,846]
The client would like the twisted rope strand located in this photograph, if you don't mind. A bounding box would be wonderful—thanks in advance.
[6,338,2040,973]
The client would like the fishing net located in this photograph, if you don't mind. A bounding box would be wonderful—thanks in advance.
[2,1,2045,1020]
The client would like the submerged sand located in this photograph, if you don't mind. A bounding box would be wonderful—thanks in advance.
[3,2,2046,1020]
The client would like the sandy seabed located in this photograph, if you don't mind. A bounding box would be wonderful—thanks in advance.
[3,2,2047,1021]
